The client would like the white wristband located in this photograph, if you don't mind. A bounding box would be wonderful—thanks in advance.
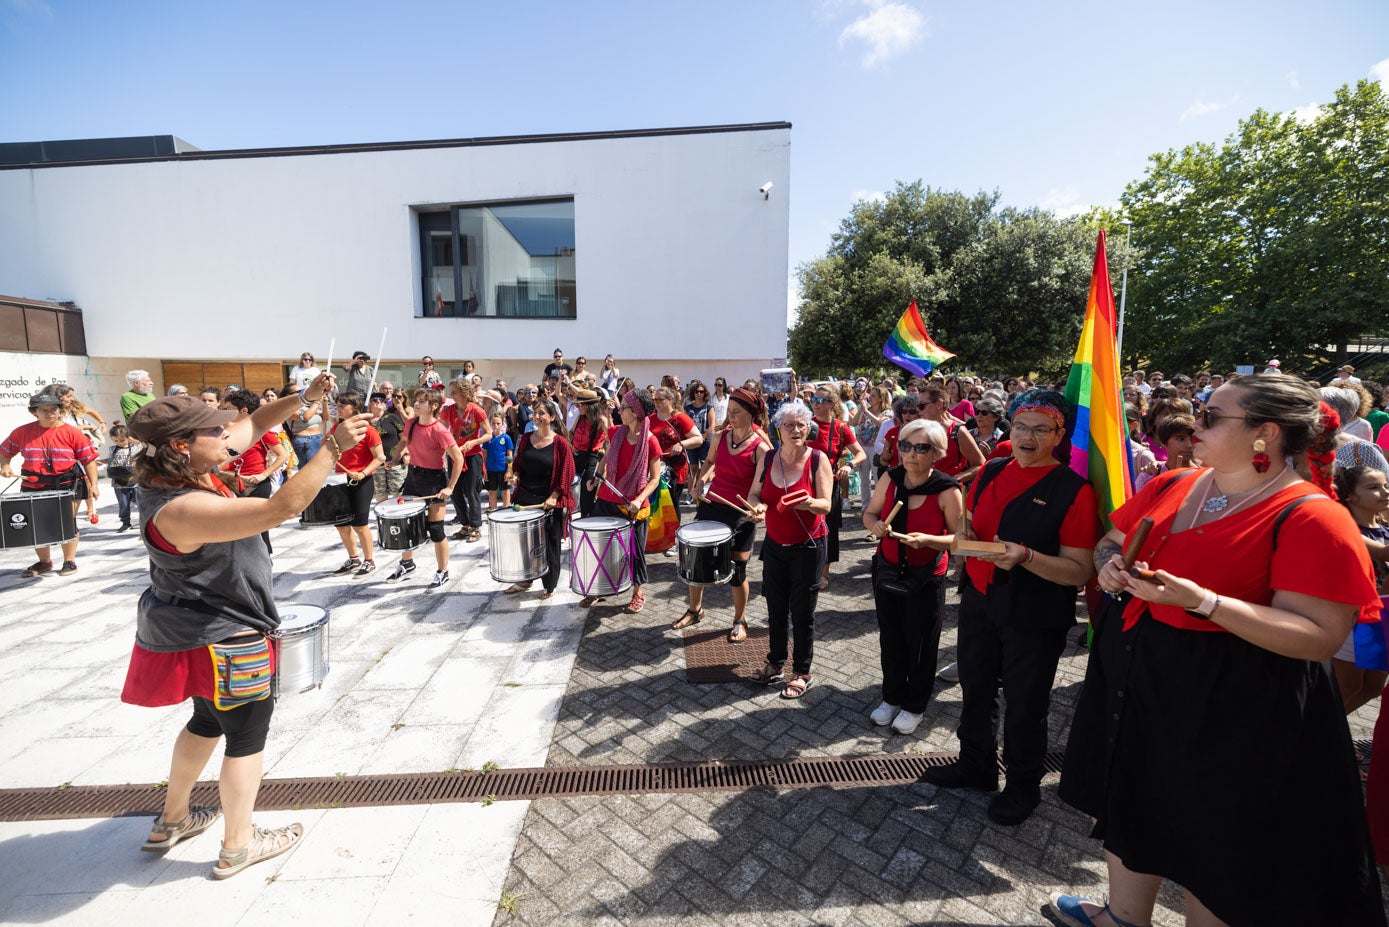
[1193,587,1220,618]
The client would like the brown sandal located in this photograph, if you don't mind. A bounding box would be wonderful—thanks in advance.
[626,591,646,613]
[781,674,813,699]
[671,607,703,630]
[20,561,53,578]
[752,662,785,685]
[728,619,748,643]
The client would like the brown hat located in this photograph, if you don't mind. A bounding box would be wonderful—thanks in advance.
[1339,364,1355,373]
[128,396,236,444]
[573,388,601,404]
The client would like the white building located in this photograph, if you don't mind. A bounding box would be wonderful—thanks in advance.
[0,123,791,434]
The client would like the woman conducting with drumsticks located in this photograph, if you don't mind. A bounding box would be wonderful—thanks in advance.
[588,388,662,612]
[863,418,962,735]
[503,398,575,600]
[385,388,465,588]
[120,377,372,879]
[680,387,771,641]
[745,400,834,700]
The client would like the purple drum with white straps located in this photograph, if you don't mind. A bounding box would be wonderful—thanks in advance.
[569,516,634,597]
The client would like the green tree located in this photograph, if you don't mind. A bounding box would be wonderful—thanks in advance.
[1119,79,1389,376]
[789,183,1098,378]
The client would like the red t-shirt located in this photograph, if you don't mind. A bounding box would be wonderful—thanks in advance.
[880,425,900,469]
[597,429,662,504]
[1111,469,1377,633]
[0,422,98,488]
[402,419,457,471]
[762,449,828,545]
[807,417,854,462]
[880,480,952,573]
[648,412,696,484]
[937,422,968,477]
[228,431,281,477]
[441,403,488,457]
[331,422,382,474]
[965,460,1100,592]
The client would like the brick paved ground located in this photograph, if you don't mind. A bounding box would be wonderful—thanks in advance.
[493,502,1386,925]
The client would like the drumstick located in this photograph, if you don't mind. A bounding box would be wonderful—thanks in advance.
[324,338,335,381]
[736,493,757,512]
[1122,517,1154,570]
[511,503,547,511]
[364,327,387,400]
[708,490,753,515]
[866,500,904,542]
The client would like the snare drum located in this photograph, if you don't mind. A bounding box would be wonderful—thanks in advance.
[374,497,429,550]
[488,508,547,583]
[1,490,78,549]
[271,604,330,698]
[677,521,734,586]
[569,516,634,596]
[300,473,351,526]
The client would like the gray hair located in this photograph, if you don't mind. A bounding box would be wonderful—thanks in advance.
[1319,386,1359,430]
[772,399,813,430]
[900,418,948,453]
[975,397,1006,417]
[126,369,150,387]
[166,384,188,396]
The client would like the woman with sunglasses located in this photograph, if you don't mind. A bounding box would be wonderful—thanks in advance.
[684,381,715,491]
[968,398,1007,458]
[877,396,922,477]
[808,384,866,589]
[863,418,962,734]
[511,384,538,437]
[854,385,892,506]
[710,378,730,432]
[1052,374,1385,927]
[591,389,663,612]
[920,386,986,486]
[925,389,1098,827]
[417,357,443,389]
[650,387,702,526]
[288,353,320,392]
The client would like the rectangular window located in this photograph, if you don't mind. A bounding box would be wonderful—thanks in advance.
[417,199,575,319]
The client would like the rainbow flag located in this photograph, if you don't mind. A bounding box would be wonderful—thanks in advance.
[1064,230,1133,531]
[882,299,955,377]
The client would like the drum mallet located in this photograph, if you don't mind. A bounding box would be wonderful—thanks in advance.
[707,490,753,516]
[865,500,903,542]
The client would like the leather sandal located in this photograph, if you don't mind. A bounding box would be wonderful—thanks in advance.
[671,607,703,630]
[625,591,646,613]
[752,662,785,685]
[20,561,53,578]
[728,619,748,643]
[504,582,532,595]
[781,673,813,699]
[579,595,604,607]
[141,805,221,852]
[212,822,304,879]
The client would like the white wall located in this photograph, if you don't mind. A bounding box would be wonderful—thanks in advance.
[0,353,164,441]
[0,127,791,367]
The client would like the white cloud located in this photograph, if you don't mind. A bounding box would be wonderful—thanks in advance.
[1285,70,1300,89]
[1038,187,1091,218]
[1371,58,1389,86]
[839,1,927,68]
[850,188,887,204]
[1290,102,1321,123]
[1179,99,1231,121]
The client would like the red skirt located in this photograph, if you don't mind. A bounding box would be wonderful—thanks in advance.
[120,642,218,707]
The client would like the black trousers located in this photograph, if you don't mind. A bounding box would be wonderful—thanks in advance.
[574,450,603,518]
[451,458,483,529]
[873,567,945,713]
[825,483,842,563]
[594,498,648,586]
[514,483,567,594]
[955,583,1069,786]
[761,537,825,675]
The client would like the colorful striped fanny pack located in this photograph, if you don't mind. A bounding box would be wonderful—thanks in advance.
[208,636,273,709]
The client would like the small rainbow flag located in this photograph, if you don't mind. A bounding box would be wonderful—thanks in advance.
[1064,230,1133,531]
[882,299,955,377]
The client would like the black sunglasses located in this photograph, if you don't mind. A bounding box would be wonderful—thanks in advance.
[899,441,939,455]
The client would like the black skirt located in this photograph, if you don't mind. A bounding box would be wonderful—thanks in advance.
[1059,602,1385,927]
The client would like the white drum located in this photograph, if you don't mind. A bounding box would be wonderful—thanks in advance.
[570,516,634,597]
[271,604,329,698]
[488,508,548,583]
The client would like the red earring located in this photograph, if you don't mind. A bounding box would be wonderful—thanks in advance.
[1252,438,1270,474]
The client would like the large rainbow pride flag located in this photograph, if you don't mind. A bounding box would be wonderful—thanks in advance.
[882,299,955,377]
[1064,230,1133,531]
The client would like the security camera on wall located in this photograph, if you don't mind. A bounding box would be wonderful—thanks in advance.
[759,182,773,199]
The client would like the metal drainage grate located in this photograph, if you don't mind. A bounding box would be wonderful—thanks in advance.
[0,740,1371,822]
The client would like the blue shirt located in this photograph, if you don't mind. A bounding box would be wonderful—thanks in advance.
[484,433,514,472]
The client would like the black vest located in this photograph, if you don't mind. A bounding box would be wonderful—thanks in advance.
[971,457,1087,630]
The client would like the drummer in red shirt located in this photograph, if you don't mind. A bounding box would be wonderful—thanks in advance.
[683,387,772,640]
[924,388,1098,826]
[649,386,702,525]
[0,390,100,577]
[215,390,290,554]
[327,392,385,578]
[441,379,491,543]
[589,389,662,612]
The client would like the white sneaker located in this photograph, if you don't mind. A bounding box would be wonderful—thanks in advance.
[937,661,960,683]
[891,709,925,735]
[870,702,900,726]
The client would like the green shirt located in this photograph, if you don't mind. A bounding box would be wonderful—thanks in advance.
[120,390,155,421]
[1366,408,1389,443]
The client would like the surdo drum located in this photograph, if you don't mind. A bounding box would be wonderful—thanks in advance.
[271,604,330,698]
[488,508,548,583]
[0,490,77,549]
[569,516,635,597]
[676,521,734,586]
[300,473,351,527]
[374,496,429,550]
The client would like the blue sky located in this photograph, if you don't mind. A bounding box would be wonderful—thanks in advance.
[3,0,1386,322]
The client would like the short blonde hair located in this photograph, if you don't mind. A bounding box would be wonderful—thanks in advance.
[899,418,948,453]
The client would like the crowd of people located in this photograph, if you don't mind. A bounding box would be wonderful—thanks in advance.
[4,350,1389,923]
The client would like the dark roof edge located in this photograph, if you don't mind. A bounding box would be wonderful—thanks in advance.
[0,122,793,172]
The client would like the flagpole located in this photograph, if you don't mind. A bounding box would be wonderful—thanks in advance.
[1116,220,1132,361]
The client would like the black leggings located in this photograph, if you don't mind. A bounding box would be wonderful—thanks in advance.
[187,694,274,758]
[452,458,484,528]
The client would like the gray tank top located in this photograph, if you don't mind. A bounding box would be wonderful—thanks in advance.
[135,484,280,652]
